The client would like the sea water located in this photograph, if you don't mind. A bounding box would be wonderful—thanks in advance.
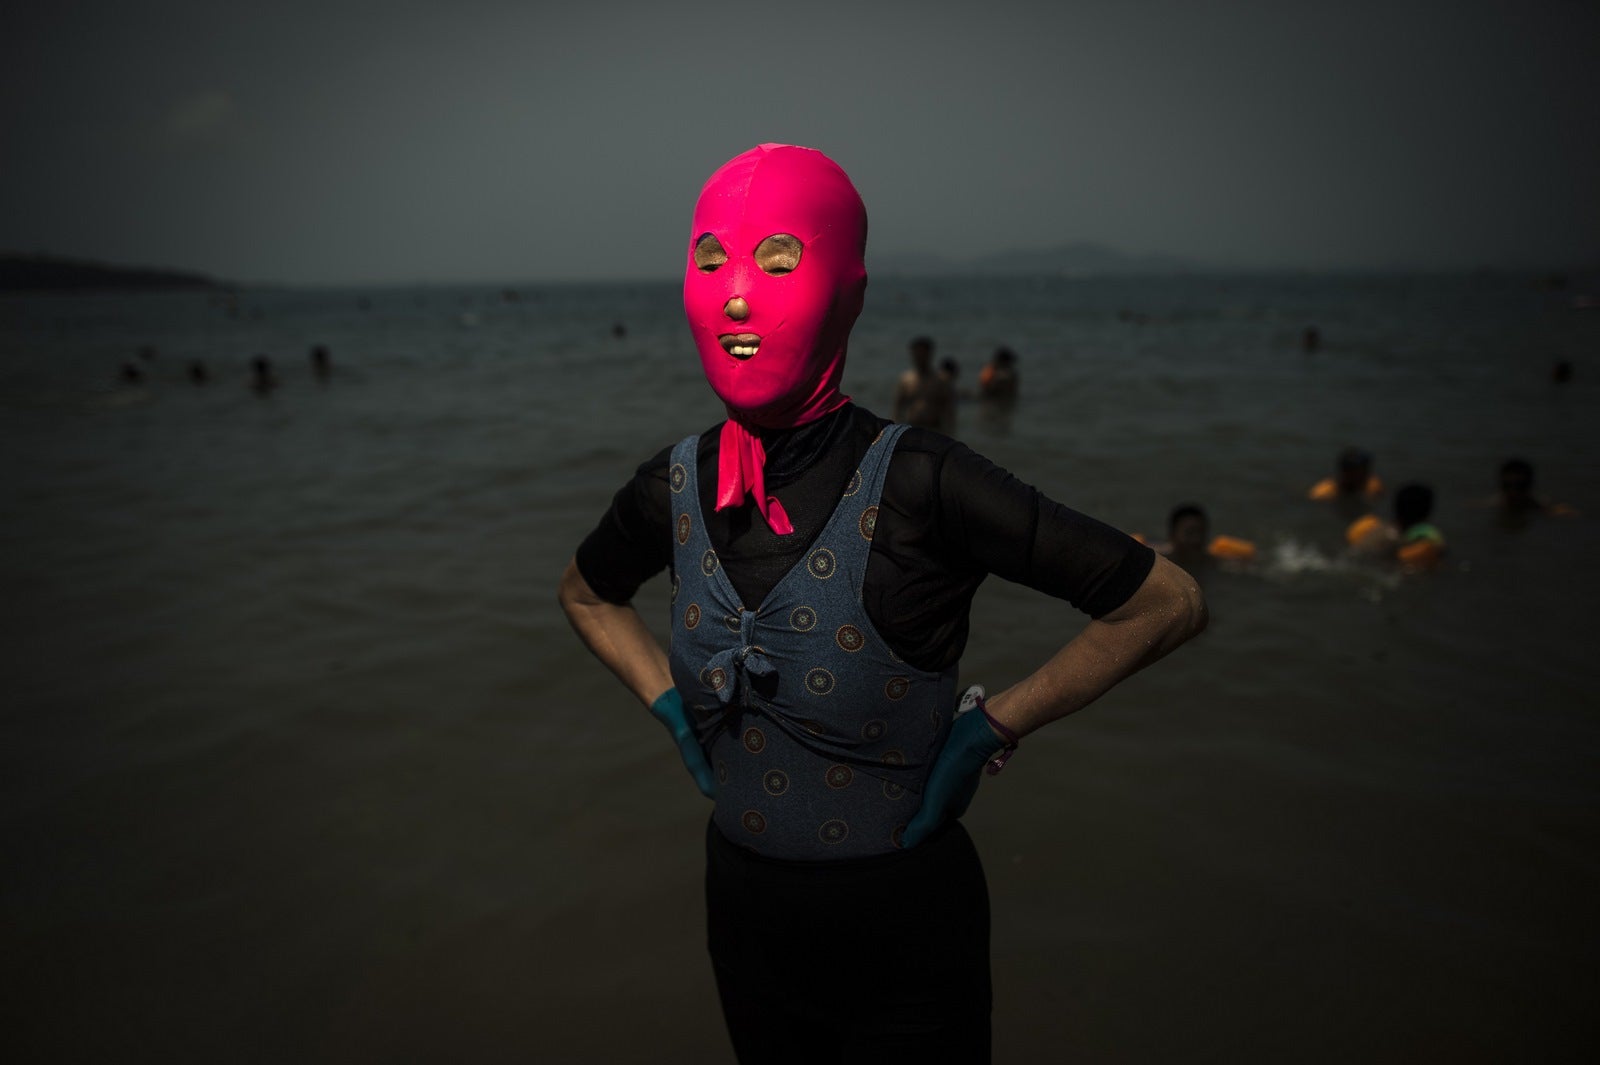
[3,272,1597,1061]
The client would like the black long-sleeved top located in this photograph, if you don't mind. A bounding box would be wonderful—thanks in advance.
[575,404,1154,674]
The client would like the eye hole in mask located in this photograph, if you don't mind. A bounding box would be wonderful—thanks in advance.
[694,233,728,272]
[754,234,803,276]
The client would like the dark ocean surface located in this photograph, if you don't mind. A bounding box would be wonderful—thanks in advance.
[3,272,1597,1062]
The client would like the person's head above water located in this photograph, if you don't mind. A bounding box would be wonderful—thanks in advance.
[684,144,868,432]
[1167,503,1210,552]
[1394,483,1434,530]
[1499,457,1535,506]
[1336,446,1373,492]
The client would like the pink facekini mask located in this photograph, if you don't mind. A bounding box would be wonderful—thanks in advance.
[684,143,868,536]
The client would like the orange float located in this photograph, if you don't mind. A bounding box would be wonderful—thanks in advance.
[1207,535,1256,561]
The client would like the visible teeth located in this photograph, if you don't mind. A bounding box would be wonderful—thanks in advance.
[720,336,761,358]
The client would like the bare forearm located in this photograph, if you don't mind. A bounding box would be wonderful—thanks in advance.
[984,555,1206,738]
[557,557,672,708]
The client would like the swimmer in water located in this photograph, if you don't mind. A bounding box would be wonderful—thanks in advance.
[1143,504,1257,568]
[978,346,1019,401]
[1490,458,1577,521]
[251,355,278,395]
[1347,483,1445,569]
[892,335,956,433]
[310,344,332,382]
[937,356,969,401]
[1309,446,1383,502]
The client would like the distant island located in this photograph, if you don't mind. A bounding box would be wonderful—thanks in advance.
[0,254,224,292]
[870,241,1198,278]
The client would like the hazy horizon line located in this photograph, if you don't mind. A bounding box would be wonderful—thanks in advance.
[6,247,1597,293]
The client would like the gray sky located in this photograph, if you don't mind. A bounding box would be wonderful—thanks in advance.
[3,0,1596,285]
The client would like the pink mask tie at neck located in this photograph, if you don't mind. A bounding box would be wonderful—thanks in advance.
[683,144,868,535]
[717,422,792,535]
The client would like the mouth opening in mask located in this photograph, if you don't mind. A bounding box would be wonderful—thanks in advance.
[719,333,763,360]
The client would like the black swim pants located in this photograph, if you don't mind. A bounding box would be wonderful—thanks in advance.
[705,816,992,1064]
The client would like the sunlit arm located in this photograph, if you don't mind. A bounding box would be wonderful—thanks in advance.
[982,554,1208,738]
[557,557,673,708]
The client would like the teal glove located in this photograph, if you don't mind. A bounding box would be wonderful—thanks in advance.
[649,689,716,799]
[902,694,1008,847]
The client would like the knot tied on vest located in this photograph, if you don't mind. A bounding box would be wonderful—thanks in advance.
[668,424,958,858]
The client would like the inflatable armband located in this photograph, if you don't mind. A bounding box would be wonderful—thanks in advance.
[1345,513,1384,547]
[1396,523,1444,568]
[1396,538,1443,567]
[1310,474,1383,501]
[1207,535,1256,561]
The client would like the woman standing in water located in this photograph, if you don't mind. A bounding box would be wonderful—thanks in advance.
[558,144,1206,1063]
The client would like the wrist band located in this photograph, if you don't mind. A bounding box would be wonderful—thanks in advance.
[974,694,1020,775]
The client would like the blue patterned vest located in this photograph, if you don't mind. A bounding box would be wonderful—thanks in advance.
[668,423,958,859]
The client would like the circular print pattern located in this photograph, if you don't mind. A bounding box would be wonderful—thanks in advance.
[884,676,911,701]
[805,668,836,696]
[807,548,837,580]
[683,603,701,629]
[882,749,906,767]
[835,624,865,653]
[818,819,849,845]
[825,764,854,789]
[790,606,817,632]
[742,727,766,754]
[842,469,862,497]
[862,719,887,742]
[799,718,826,737]
[763,769,789,796]
[891,824,906,849]
[669,463,688,493]
[675,513,691,544]
[742,810,766,835]
[724,614,741,632]
[700,549,719,576]
[858,506,878,541]
[708,667,728,692]
[883,780,905,800]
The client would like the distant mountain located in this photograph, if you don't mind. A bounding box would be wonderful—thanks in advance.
[0,254,223,292]
[870,241,1199,277]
